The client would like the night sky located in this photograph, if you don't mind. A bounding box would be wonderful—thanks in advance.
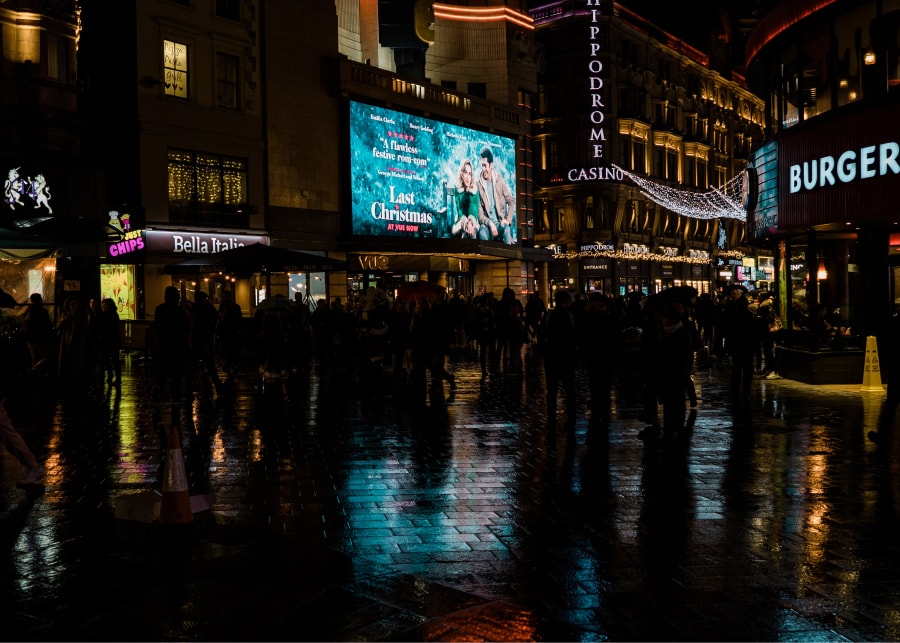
[527,0,776,55]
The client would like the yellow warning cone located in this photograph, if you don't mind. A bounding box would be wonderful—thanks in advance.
[861,335,885,393]
[159,425,193,524]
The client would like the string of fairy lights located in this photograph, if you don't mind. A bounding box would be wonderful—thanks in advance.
[611,164,746,221]
[552,248,717,264]
[552,166,748,262]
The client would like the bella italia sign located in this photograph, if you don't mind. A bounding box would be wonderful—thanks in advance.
[566,0,622,184]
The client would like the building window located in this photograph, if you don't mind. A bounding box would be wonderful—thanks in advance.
[697,160,707,189]
[216,52,240,110]
[654,100,668,127]
[666,149,678,181]
[168,149,248,226]
[619,138,632,170]
[546,137,558,170]
[46,36,66,82]
[653,146,665,178]
[163,39,189,98]
[685,113,697,138]
[584,197,595,230]
[633,140,645,173]
[216,0,240,20]
[535,201,546,233]
[555,208,565,233]
[715,166,727,188]
[468,82,486,98]
[441,80,457,91]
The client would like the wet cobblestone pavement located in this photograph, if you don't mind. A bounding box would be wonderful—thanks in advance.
[4,347,900,641]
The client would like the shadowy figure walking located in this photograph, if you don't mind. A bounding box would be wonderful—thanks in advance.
[22,293,55,375]
[99,298,122,386]
[151,286,190,401]
[653,304,695,443]
[497,287,526,374]
[539,289,578,429]
[580,292,622,425]
[725,293,757,404]
[0,331,45,485]
[217,290,243,375]
[57,296,91,395]
[189,291,223,394]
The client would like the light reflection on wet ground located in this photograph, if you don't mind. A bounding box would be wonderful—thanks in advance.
[3,349,900,641]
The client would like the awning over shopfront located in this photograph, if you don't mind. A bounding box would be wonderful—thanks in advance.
[0,226,60,260]
[164,242,347,275]
[9,215,121,244]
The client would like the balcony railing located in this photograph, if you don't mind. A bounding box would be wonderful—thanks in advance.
[327,57,524,137]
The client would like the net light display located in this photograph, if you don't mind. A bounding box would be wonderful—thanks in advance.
[612,164,747,221]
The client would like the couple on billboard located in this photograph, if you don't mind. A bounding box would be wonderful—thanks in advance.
[451,148,516,244]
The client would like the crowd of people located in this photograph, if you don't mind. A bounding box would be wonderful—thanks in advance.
[0,290,123,486]
[1,281,897,486]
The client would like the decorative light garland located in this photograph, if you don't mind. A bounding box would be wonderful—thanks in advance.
[554,248,713,264]
[611,164,746,220]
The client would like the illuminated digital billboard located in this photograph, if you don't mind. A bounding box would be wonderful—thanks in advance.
[348,100,518,245]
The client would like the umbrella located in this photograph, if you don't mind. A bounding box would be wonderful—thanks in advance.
[166,243,346,275]
[256,295,296,311]
[395,280,446,303]
[643,285,699,313]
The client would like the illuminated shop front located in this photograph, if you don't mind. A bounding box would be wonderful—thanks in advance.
[744,0,900,351]
[347,252,475,300]
[114,228,267,318]
[745,92,900,342]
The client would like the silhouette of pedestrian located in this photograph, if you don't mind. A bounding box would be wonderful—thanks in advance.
[0,331,44,485]
[653,304,695,442]
[475,292,497,376]
[525,292,546,342]
[539,289,578,429]
[22,293,55,374]
[217,290,243,375]
[310,298,336,376]
[99,298,122,386]
[725,292,757,403]
[426,293,456,395]
[579,292,622,424]
[57,296,91,395]
[150,286,189,401]
[497,287,526,374]
[189,291,223,393]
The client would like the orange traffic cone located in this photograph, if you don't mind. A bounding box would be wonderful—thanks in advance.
[158,425,193,525]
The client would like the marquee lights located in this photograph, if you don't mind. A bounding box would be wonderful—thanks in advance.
[552,247,714,264]
[433,4,534,30]
[553,247,741,262]
[612,164,746,220]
